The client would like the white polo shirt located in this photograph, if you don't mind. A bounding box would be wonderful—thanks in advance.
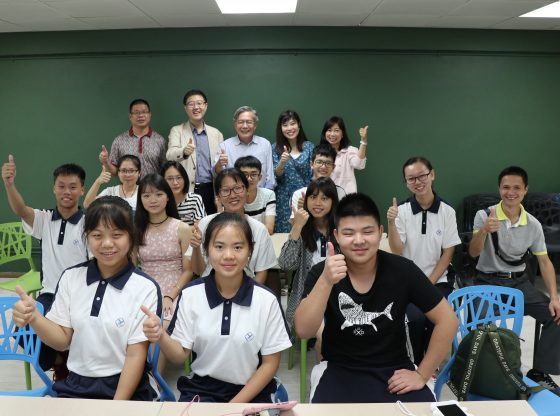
[395,195,461,284]
[170,272,291,385]
[22,208,89,294]
[47,260,161,377]
[186,213,278,277]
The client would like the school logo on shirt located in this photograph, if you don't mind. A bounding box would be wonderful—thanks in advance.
[436,229,442,236]
[338,292,393,332]
[73,238,80,246]
[115,317,125,328]
[244,332,254,342]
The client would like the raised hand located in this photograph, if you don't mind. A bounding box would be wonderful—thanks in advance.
[387,197,398,223]
[218,147,228,167]
[2,154,16,186]
[99,144,109,165]
[292,205,310,230]
[13,285,37,327]
[322,242,347,286]
[184,137,196,157]
[96,165,112,185]
[140,305,163,343]
[484,207,500,233]
[190,223,202,249]
[297,191,305,210]
[359,125,369,143]
[280,145,290,164]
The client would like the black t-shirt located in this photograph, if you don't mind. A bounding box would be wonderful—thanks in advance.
[302,250,443,367]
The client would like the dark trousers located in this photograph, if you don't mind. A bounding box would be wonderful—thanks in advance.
[194,182,216,215]
[474,272,560,374]
[406,282,454,366]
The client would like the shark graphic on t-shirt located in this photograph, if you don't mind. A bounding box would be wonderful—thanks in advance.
[338,292,393,332]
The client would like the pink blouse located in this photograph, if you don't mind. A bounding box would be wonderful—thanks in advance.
[331,146,366,194]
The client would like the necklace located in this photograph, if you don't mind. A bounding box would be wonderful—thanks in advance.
[149,216,168,226]
[121,184,136,199]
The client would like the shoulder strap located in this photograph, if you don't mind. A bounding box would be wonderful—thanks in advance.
[485,209,528,267]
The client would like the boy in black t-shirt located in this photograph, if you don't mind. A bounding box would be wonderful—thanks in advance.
[295,193,458,403]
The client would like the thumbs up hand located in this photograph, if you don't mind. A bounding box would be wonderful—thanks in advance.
[183,137,196,157]
[359,125,369,142]
[96,165,112,185]
[292,205,310,231]
[99,145,109,164]
[13,285,37,328]
[484,207,500,233]
[2,154,16,186]
[322,242,347,286]
[140,305,163,343]
[190,223,202,249]
[297,191,305,210]
[387,197,398,223]
[218,147,228,167]
[280,145,290,164]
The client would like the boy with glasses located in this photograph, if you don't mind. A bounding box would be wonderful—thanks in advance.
[234,156,276,235]
[188,168,277,284]
[290,144,346,217]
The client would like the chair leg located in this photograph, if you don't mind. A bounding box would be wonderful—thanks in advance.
[300,339,307,403]
[533,320,542,370]
[184,352,192,375]
[24,362,32,390]
[288,343,295,370]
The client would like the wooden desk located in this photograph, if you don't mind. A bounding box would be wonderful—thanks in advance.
[158,400,536,416]
[0,397,537,416]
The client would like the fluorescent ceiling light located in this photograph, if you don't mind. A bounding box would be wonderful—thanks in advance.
[216,0,297,14]
[520,1,560,18]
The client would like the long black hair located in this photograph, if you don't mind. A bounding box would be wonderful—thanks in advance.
[134,173,180,247]
[319,116,350,150]
[301,177,339,252]
[274,110,307,154]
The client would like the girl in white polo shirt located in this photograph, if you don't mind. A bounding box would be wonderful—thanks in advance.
[386,156,461,366]
[142,212,292,402]
[13,196,161,400]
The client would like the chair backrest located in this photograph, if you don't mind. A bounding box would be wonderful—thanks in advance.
[448,285,524,350]
[0,222,35,270]
[0,297,43,363]
[523,193,560,227]
[462,193,500,232]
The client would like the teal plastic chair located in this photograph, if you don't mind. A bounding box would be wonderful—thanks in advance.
[147,342,176,401]
[434,285,559,415]
[0,297,55,396]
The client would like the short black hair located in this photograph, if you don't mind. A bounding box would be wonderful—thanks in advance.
[203,212,254,258]
[53,164,86,186]
[234,156,262,174]
[214,168,249,197]
[498,166,528,187]
[402,156,433,178]
[183,89,207,106]
[311,143,336,162]
[84,196,134,257]
[117,154,141,171]
[335,193,381,227]
[319,116,350,150]
[160,160,190,194]
[301,177,339,252]
[129,98,150,113]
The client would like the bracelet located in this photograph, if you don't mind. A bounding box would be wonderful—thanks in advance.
[164,295,174,301]
[360,141,367,146]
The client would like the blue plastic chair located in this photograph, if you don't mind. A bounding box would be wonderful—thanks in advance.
[0,297,55,396]
[434,285,559,415]
[147,341,176,401]
[273,376,289,402]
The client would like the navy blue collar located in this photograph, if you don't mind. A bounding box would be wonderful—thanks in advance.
[86,259,135,290]
[204,270,254,309]
[51,207,84,224]
[408,194,441,215]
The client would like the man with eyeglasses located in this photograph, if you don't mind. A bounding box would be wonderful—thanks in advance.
[99,98,166,179]
[214,106,275,190]
[166,89,224,214]
[290,144,346,219]
[234,156,276,235]
[187,168,277,285]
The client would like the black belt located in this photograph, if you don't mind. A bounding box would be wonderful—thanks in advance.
[478,271,526,279]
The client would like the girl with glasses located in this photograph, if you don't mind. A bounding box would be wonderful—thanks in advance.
[386,156,461,366]
[84,154,140,212]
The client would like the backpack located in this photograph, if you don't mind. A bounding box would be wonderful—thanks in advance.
[447,323,544,401]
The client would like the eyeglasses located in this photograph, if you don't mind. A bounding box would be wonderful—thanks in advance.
[185,101,206,109]
[165,176,184,183]
[313,160,334,168]
[404,171,432,185]
[219,185,245,197]
[242,172,260,180]
[236,120,255,127]
[130,111,150,116]
[118,169,139,175]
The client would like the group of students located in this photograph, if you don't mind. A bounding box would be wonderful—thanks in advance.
[2,93,560,402]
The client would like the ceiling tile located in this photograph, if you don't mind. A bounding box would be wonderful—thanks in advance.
[76,15,161,29]
[373,0,468,16]
[44,0,143,18]
[297,0,381,14]
[152,14,227,27]
[430,15,508,29]
[223,14,295,26]
[293,13,365,26]
[450,0,554,17]
[130,0,220,15]
[493,17,560,30]
[362,14,440,27]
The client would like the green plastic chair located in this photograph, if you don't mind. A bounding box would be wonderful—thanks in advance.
[287,331,308,402]
[0,222,43,390]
